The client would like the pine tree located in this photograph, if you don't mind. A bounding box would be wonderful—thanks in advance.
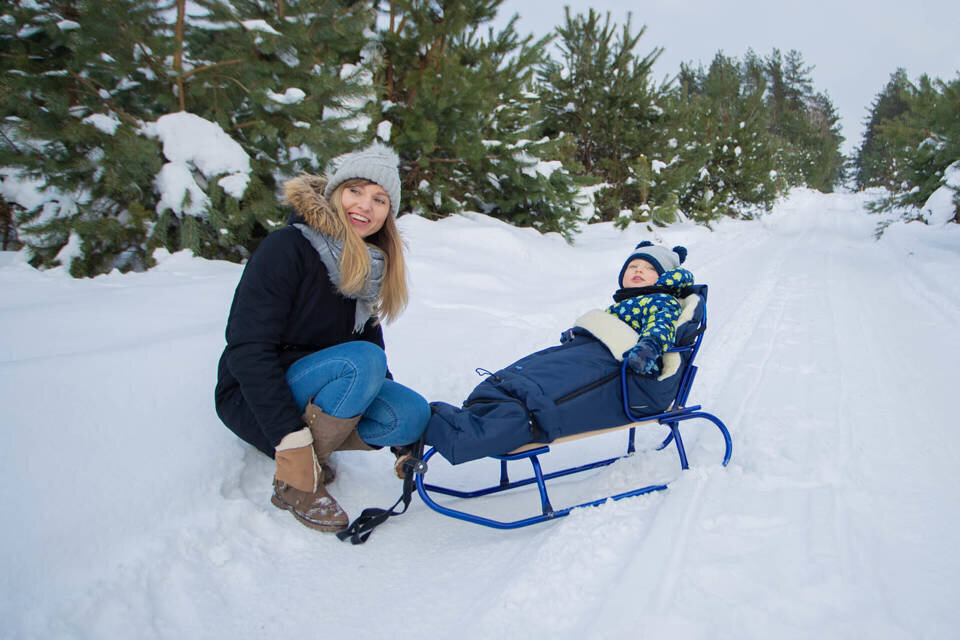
[800,91,845,191]
[370,0,581,236]
[1,195,19,250]
[854,68,913,189]
[869,72,960,223]
[535,7,664,222]
[0,0,372,275]
[154,0,373,261]
[765,49,844,191]
[0,0,170,275]
[660,53,782,222]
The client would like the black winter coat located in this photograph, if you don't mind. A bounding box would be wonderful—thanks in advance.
[215,175,387,456]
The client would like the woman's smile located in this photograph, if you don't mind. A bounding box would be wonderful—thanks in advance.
[341,183,390,237]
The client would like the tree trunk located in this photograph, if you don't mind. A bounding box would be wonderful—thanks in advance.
[174,0,186,111]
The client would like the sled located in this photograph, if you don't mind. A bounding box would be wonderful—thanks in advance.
[414,288,732,530]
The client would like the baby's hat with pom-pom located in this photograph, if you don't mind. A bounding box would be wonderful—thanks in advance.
[617,241,688,284]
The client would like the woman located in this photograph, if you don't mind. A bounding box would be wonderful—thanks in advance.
[215,143,429,533]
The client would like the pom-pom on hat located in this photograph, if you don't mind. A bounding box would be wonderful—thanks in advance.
[323,142,402,218]
[618,241,688,285]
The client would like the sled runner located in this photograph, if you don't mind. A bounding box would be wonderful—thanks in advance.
[414,286,732,530]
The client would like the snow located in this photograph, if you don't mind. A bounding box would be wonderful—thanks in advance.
[376,119,393,142]
[143,112,252,209]
[240,19,281,35]
[52,230,83,267]
[514,152,564,179]
[16,24,43,38]
[144,112,251,180]
[0,169,82,233]
[155,162,208,217]
[0,170,57,211]
[3,189,960,638]
[922,161,960,225]
[266,88,306,105]
[217,174,250,201]
[82,113,121,135]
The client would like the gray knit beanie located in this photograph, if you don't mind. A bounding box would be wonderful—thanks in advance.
[617,241,688,285]
[323,143,402,218]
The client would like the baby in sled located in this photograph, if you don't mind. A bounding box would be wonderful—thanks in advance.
[425,242,701,465]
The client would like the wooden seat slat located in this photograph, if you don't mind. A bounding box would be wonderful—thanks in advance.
[508,412,674,454]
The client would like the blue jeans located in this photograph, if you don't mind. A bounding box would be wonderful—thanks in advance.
[285,341,429,447]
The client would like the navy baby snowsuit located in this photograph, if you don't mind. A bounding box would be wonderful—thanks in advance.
[425,277,704,465]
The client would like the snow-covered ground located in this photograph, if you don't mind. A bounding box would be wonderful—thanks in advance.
[2,189,959,639]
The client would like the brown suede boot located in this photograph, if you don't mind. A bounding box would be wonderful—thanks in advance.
[300,403,364,485]
[271,427,348,532]
[336,428,378,452]
[390,445,415,479]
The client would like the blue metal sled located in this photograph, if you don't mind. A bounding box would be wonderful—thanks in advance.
[415,292,732,529]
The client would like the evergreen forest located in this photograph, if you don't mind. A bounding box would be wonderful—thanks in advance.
[1,0,957,276]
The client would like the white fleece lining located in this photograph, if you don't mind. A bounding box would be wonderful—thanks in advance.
[675,293,700,328]
[574,294,702,381]
[276,427,314,451]
[574,309,640,361]
[656,294,700,380]
[275,427,320,491]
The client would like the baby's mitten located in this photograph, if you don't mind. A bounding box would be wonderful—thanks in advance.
[624,339,661,377]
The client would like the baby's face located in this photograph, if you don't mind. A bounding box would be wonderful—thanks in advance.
[622,258,659,288]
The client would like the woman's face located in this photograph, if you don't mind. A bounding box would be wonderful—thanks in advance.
[340,182,391,238]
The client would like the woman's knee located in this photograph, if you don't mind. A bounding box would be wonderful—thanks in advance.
[332,343,388,405]
[358,383,430,446]
[285,341,388,415]
[343,341,388,378]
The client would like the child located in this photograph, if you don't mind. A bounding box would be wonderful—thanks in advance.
[572,241,693,377]
[425,242,698,465]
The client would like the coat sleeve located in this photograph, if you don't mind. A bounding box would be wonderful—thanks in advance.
[636,269,695,353]
[637,294,683,353]
[222,232,305,448]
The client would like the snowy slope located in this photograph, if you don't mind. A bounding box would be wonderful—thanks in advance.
[2,190,959,639]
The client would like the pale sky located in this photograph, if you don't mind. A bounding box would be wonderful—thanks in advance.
[494,0,959,155]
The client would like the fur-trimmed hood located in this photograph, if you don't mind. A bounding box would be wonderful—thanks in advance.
[282,174,345,238]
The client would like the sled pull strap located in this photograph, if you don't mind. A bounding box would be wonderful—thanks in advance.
[337,437,426,545]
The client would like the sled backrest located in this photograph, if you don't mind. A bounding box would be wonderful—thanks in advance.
[642,284,708,416]
[667,284,708,409]
[657,290,702,379]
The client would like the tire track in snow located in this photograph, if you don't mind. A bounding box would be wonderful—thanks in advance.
[649,471,710,612]
[820,249,856,590]
[453,497,664,636]
[896,261,960,325]
[579,469,718,638]
[814,231,959,633]
[678,220,804,471]
[695,231,794,398]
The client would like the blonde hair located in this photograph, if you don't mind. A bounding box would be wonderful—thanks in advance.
[330,179,409,323]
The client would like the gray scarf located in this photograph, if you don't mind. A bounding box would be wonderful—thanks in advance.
[294,224,385,333]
